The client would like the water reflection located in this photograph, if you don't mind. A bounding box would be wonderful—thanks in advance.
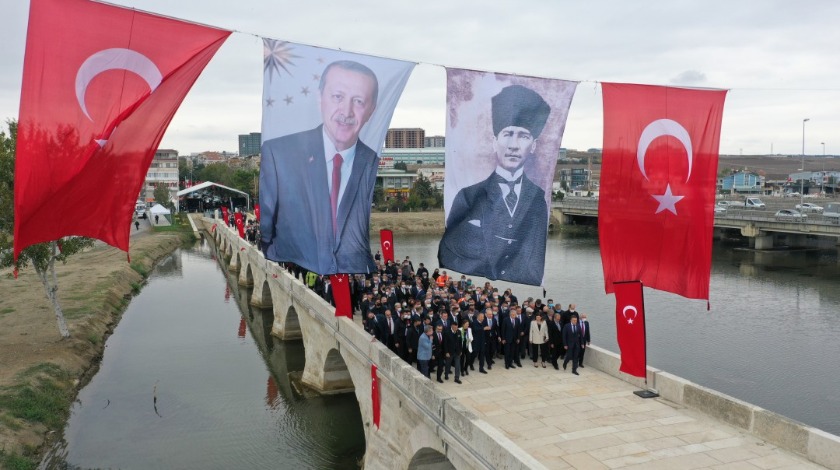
[43,239,365,469]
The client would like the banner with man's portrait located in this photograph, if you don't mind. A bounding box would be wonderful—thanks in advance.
[438,69,577,286]
[259,39,414,275]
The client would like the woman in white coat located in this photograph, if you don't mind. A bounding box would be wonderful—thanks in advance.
[529,314,549,368]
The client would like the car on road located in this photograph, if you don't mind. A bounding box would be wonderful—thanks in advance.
[716,201,739,208]
[714,205,727,215]
[795,202,824,213]
[744,197,766,209]
[775,209,807,222]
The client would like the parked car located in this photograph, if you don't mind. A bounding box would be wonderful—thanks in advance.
[745,197,766,209]
[714,205,727,215]
[795,202,823,213]
[775,209,807,222]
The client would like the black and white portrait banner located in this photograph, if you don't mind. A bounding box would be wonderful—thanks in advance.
[438,69,577,286]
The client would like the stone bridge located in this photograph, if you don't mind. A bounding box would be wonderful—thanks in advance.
[200,217,547,470]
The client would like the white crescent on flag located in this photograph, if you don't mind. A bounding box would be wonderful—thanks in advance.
[622,305,638,324]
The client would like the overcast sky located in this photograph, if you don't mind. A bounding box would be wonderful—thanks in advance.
[2,0,839,156]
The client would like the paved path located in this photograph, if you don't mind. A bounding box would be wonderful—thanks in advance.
[437,360,824,469]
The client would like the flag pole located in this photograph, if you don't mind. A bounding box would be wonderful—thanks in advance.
[632,282,659,399]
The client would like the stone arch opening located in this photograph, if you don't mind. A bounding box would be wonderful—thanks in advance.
[407,448,456,470]
[259,280,273,307]
[322,349,355,392]
[241,263,254,287]
[283,305,302,340]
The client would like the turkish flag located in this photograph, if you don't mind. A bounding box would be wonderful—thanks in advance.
[221,206,229,223]
[614,280,646,378]
[599,83,727,301]
[331,274,352,318]
[380,229,395,263]
[254,203,261,222]
[234,212,245,238]
[13,0,230,260]
[371,364,381,429]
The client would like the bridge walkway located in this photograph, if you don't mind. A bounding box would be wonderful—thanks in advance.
[439,358,823,469]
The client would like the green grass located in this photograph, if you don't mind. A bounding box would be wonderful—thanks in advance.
[0,449,36,470]
[130,262,149,277]
[0,306,14,315]
[0,364,73,430]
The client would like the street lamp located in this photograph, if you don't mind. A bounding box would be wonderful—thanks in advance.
[821,142,826,196]
[801,118,809,206]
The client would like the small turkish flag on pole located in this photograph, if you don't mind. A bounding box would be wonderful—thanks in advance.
[254,203,261,222]
[221,206,229,223]
[380,229,394,263]
[614,280,647,379]
[234,212,245,238]
[371,364,381,429]
[330,274,352,318]
[13,0,230,261]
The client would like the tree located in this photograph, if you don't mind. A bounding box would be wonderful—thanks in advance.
[0,119,95,338]
[153,182,173,211]
[393,162,408,171]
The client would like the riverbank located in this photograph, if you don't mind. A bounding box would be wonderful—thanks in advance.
[0,228,193,468]
[369,209,572,235]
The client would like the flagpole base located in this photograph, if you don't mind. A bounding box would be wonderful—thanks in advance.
[633,389,659,399]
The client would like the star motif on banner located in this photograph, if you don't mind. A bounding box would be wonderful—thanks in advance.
[284,95,294,105]
[265,97,275,107]
[263,38,300,82]
[312,74,321,82]
[301,86,310,97]
[651,184,684,215]
[627,318,634,325]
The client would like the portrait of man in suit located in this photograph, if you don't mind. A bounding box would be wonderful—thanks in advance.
[260,60,380,275]
[439,84,551,285]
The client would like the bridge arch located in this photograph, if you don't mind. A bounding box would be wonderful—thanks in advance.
[282,304,302,340]
[322,348,354,392]
[407,448,456,470]
[240,262,254,287]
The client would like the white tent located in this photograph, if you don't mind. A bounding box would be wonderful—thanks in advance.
[176,181,250,211]
[150,204,171,215]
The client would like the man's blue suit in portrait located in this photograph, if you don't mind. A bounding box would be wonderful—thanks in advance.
[260,60,380,275]
[260,125,378,274]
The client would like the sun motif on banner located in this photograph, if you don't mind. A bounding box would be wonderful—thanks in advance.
[263,38,300,82]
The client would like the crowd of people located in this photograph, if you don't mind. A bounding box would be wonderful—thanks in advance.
[283,252,592,385]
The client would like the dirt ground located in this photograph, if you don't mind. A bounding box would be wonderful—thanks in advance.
[0,228,191,459]
[370,210,446,234]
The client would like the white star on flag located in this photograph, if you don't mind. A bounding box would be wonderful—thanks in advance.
[651,184,684,215]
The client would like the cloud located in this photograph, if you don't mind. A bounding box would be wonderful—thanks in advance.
[670,70,707,86]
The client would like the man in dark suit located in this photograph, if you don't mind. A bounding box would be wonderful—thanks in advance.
[260,60,380,275]
[547,312,564,370]
[470,312,488,374]
[443,322,463,384]
[500,310,521,369]
[432,324,446,383]
[484,310,499,369]
[579,313,591,368]
[438,84,550,286]
[563,315,583,375]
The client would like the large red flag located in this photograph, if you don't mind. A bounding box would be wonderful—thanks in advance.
[380,229,394,263]
[614,280,646,378]
[14,0,231,260]
[221,206,229,224]
[371,364,380,429]
[330,274,352,318]
[599,83,727,300]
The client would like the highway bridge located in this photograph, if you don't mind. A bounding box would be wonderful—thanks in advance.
[553,197,840,249]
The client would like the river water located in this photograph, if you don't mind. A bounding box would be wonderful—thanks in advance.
[43,230,840,468]
[41,237,365,469]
